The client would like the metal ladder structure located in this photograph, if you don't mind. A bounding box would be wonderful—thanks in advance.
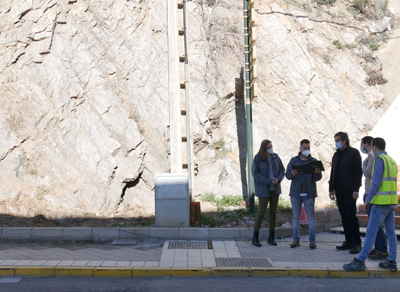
[168,0,193,199]
[167,0,257,209]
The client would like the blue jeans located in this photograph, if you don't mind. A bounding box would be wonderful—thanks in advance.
[290,196,316,241]
[357,204,397,262]
[367,205,388,253]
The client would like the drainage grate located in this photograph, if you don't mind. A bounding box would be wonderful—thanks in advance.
[216,257,273,267]
[168,241,209,249]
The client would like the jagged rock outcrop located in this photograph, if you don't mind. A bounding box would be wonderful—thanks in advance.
[0,0,397,218]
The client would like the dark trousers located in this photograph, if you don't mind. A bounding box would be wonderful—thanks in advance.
[336,189,361,244]
[254,191,279,232]
[367,205,388,253]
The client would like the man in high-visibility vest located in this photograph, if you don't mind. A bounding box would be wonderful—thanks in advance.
[344,137,398,271]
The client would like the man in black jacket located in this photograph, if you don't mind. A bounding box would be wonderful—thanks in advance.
[329,132,363,254]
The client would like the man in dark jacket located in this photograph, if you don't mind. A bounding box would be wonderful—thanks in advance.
[329,132,363,254]
[286,139,322,249]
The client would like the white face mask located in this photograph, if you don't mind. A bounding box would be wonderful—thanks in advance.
[301,150,310,157]
[267,148,274,154]
[370,150,375,158]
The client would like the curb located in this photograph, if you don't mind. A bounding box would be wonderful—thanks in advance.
[0,227,293,242]
[0,222,343,242]
[1,266,399,278]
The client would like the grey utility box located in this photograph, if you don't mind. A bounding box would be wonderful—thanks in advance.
[154,173,190,227]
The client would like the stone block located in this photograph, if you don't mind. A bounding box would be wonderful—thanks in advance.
[315,208,341,223]
[275,227,292,239]
[330,208,341,221]
[2,227,32,240]
[92,228,119,241]
[120,228,149,240]
[323,220,342,231]
[259,228,292,239]
[179,228,209,239]
[316,223,324,233]
[239,228,253,239]
[149,228,179,239]
[315,210,330,223]
[62,228,92,241]
[32,228,62,241]
[259,229,269,240]
[209,228,239,239]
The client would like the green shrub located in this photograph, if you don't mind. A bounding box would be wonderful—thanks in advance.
[333,40,343,49]
[352,0,371,12]
[219,195,244,208]
[315,0,336,6]
[198,215,217,227]
[369,39,380,51]
[201,194,244,210]
[221,211,240,222]
[345,43,358,49]
[322,54,332,64]
[277,198,292,212]
[201,193,219,204]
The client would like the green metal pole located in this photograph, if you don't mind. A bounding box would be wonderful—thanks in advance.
[243,0,255,214]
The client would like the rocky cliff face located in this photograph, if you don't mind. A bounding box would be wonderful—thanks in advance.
[0,0,396,218]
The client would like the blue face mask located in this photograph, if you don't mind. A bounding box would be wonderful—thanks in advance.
[360,147,366,154]
[336,141,343,149]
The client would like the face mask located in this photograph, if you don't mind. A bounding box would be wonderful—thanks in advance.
[267,148,274,154]
[360,147,366,154]
[335,141,343,149]
[370,150,375,158]
[302,150,310,157]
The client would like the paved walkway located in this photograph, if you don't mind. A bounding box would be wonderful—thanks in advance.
[0,232,398,275]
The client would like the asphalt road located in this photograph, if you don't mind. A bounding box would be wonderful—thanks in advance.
[0,277,397,292]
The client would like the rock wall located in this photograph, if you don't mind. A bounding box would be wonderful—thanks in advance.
[0,0,395,218]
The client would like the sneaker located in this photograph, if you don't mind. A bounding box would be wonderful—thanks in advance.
[336,241,352,250]
[309,241,317,249]
[379,260,398,272]
[343,258,366,271]
[349,243,362,254]
[368,250,388,260]
[290,240,300,248]
[369,248,377,256]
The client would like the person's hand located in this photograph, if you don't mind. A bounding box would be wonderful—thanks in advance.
[291,170,299,176]
[364,202,369,211]
[314,167,321,175]
[352,192,359,200]
[272,178,279,185]
[329,191,335,200]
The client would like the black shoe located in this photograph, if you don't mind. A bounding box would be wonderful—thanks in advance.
[268,230,278,246]
[336,241,352,250]
[369,250,389,260]
[290,240,300,248]
[310,241,317,249]
[379,260,398,272]
[349,243,362,254]
[369,248,377,256]
[252,231,262,247]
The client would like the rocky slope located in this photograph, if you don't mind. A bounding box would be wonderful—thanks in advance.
[0,0,397,219]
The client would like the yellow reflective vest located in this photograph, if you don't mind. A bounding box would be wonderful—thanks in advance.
[370,153,398,205]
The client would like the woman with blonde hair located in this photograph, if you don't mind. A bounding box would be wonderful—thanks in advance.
[251,139,285,247]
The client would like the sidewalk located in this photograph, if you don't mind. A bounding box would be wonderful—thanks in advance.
[0,231,399,278]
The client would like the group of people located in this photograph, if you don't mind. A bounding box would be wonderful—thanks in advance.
[250,131,398,272]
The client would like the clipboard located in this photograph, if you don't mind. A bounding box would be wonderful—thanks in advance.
[292,160,325,174]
